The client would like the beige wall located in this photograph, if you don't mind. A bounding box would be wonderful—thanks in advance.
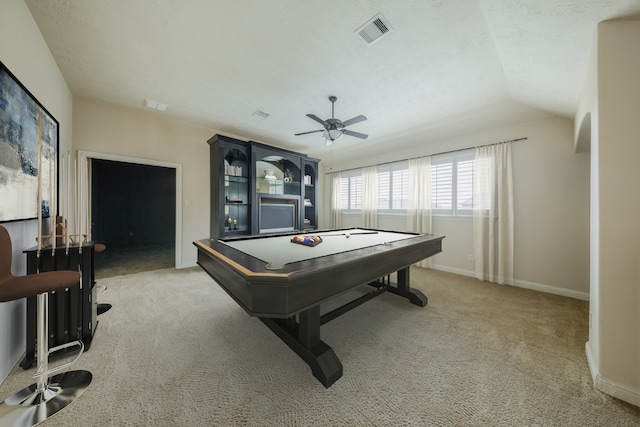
[589,19,640,406]
[322,116,591,299]
[0,0,74,381]
[72,97,215,268]
[73,96,592,300]
[578,31,601,387]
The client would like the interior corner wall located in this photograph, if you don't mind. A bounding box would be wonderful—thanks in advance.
[576,32,600,384]
[593,19,640,406]
[321,116,591,299]
[72,96,215,268]
[0,0,74,383]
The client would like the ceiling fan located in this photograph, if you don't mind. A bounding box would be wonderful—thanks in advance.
[295,96,368,145]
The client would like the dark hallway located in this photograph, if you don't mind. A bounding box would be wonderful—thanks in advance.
[91,158,176,278]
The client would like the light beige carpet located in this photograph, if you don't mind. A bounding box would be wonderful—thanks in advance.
[1,267,639,426]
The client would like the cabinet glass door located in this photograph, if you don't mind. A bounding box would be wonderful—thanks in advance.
[303,162,317,230]
[224,147,249,235]
[254,150,301,196]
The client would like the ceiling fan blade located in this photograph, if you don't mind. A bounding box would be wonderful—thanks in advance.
[341,115,367,127]
[306,114,328,126]
[342,130,368,139]
[295,129,324,136]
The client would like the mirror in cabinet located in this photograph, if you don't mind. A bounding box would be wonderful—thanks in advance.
[253,146,302,197]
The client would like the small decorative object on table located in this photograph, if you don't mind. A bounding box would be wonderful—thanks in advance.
[291,235,322,247]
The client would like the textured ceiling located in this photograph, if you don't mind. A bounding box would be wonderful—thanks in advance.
[24,0,640,160]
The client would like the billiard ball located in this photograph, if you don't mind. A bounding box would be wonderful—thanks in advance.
[345,232,350,238]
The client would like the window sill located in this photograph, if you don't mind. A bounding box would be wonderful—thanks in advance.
[432,214,472,222]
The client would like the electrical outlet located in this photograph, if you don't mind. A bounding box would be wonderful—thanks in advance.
[467,254,474,262]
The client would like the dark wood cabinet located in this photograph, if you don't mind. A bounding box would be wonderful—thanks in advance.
[21,243,97,369]
[208,135,319,237]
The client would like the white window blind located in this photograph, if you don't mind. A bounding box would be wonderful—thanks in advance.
[392,169,408,209]
[337,153,480,217]
[456,159,474,211]
[340,173,362,210]
[375,162,408,212]
[377,171,390,210]
[431,162,453,211]
[339,177,349,210]
[431,150,475,215]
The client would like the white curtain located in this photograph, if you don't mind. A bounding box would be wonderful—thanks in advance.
[407,156,433,268]
[330,172,342,228]
[361,166,378,228]
[473,142,514,285]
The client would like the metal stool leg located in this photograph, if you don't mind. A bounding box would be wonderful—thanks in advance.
[0,292,92,426]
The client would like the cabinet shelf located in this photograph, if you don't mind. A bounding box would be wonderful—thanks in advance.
[256,177,301,195]
[225,175,249,181]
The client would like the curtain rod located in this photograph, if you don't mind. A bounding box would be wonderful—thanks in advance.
[329,137,528,174]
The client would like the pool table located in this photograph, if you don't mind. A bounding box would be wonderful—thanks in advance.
[194,228,444,387]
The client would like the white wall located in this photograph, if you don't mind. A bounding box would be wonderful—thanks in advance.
[0,0,74,382]
[321,116,591,300]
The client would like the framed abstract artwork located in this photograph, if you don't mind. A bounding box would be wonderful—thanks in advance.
[0,61,58,222]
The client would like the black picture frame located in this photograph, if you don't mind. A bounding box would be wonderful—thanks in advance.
[0,60,59,223]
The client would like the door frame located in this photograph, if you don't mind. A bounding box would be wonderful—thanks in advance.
[78,150,182,269]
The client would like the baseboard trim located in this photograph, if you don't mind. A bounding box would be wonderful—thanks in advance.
[431,264,476,279]
[513,278,589,301]
[431,264,589,301]
[585,341,598,381]
[585,342,640,408]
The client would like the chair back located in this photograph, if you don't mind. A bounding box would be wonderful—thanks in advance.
[0,226,12,280]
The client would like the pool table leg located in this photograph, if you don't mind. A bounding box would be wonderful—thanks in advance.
[260,305,343,388]
[386,267,428,307]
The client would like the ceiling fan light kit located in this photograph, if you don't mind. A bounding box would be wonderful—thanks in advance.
[295,96,368,145]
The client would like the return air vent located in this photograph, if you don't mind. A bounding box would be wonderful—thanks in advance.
[144,98,168,112]
[355,13,393,45]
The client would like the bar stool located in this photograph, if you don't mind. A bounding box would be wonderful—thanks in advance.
[0,226,92,426]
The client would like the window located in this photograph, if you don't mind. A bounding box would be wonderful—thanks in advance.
[337,151,480,217]
[377,161,408,212]
[340,162,408,213]
[339,172,361,210]
[431,150,475,216]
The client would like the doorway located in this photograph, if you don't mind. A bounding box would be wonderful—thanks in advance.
[79,151,182,279]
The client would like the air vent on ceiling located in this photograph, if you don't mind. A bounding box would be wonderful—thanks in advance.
[252,109,270,120]
[355,13,393,45]
[144,98,168,112]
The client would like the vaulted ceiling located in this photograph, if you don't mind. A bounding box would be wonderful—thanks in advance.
[25,0,640,160]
